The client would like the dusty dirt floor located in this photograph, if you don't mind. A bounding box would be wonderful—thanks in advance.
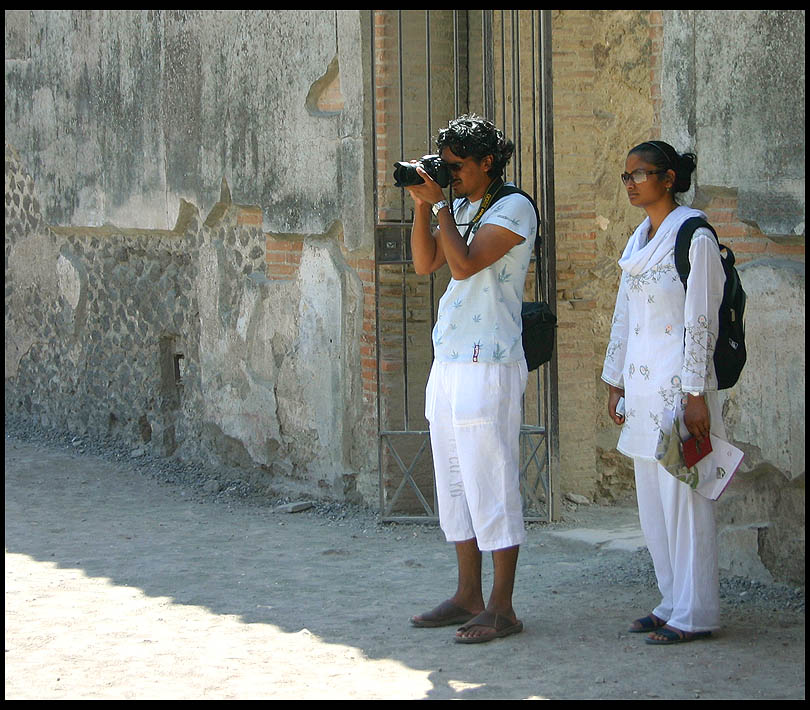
[5,431,805,700]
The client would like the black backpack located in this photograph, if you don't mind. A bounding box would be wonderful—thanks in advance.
[673,217,747,389]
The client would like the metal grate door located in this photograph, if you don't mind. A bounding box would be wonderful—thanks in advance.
[371,10,559,522]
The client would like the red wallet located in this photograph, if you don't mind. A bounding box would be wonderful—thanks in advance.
[682,435,713,468]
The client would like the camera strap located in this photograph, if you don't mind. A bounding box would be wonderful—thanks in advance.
[457,178,540,255]
[457,177,506,242]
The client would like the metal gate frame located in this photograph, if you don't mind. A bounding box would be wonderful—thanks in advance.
[372,10,559,522]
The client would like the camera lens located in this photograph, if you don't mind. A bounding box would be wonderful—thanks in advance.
[393,155,451,188]
[393,162,423,187]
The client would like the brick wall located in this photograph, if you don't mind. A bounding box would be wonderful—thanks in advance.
[697,189,806,263]
[551,11,601,495]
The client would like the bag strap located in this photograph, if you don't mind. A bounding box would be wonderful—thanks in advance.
[457,180,541,262]
[674,216,718,290]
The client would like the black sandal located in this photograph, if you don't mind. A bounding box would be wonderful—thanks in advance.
[645,627,712,645]
[628,614,666,633]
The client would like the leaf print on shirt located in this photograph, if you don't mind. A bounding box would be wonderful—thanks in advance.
[452,298,464,309]
[683,313,715,380]
[494,213,522,230]
[492,343,507,361]
[669,375,688,408]
[472,314,482,323]
[497,266,512,283]
[606,339,622,363]
[658,386,677,410]
[626,263,677,292]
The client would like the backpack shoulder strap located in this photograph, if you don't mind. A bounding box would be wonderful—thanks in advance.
[674,216,718,289]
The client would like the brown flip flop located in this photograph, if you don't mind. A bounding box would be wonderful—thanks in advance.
[454,610,524,644]
[410,600,477,628]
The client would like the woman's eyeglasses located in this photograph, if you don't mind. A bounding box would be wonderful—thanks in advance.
[621,169,668,186]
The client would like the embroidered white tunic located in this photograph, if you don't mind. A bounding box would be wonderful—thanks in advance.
[601,206,727,460]
[432,192,537,365]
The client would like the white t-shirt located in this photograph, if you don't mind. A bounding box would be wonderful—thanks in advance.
[432,191,537,364]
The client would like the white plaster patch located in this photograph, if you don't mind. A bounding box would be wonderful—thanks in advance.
[56,253,81,310]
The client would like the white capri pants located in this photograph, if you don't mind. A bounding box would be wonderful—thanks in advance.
[634,457,720,632]
[425,360,528,552]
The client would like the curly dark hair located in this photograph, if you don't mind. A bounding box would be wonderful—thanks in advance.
[436,114,515,179]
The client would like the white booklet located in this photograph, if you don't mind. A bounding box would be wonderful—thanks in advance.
[691,434,744,500]
[656,417,744,500]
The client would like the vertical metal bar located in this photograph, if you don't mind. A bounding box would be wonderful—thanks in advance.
[530,10,540,204]
[398,10,412,431]
[397,11,406,228]
[531,10,543,435]
[453,11,461,116]
[512,10,521,186]
[493,10,506,130]
[425,11,433,150]
[539,9,559,521]
[371,11,384,517]
[531,9,540,288]
[482,11,494,120]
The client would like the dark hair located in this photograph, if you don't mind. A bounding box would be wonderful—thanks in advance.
[437,114,515,179]
[628,140,697,196]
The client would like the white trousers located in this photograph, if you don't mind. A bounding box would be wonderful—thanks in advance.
[425,360,528,552]
[634,457,720,632]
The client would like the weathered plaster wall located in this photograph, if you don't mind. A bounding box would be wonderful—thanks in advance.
[5,145,368,500]
[662,10,805,237]
[4,10,371,245]
[659,10,805,584]
[5,147,362,498]
[5,10,375,502]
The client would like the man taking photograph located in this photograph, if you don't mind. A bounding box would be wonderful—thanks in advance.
[406,115,537,644]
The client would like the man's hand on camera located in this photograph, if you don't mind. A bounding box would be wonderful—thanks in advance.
[406,166,445,208]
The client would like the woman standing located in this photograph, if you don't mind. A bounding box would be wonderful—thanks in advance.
[602,141,726,644]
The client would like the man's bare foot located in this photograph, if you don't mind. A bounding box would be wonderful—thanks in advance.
[454,609,523,644]
[410,599,480,628]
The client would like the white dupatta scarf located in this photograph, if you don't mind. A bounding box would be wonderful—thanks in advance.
[618,206,707,276]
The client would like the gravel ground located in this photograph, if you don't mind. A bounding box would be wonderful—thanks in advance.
[6,419,805,699]
[5,415,803,617]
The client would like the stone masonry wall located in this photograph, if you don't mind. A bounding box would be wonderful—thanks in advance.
[6,144,370,502]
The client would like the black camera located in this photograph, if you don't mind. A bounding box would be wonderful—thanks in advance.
[393,154,451,188]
